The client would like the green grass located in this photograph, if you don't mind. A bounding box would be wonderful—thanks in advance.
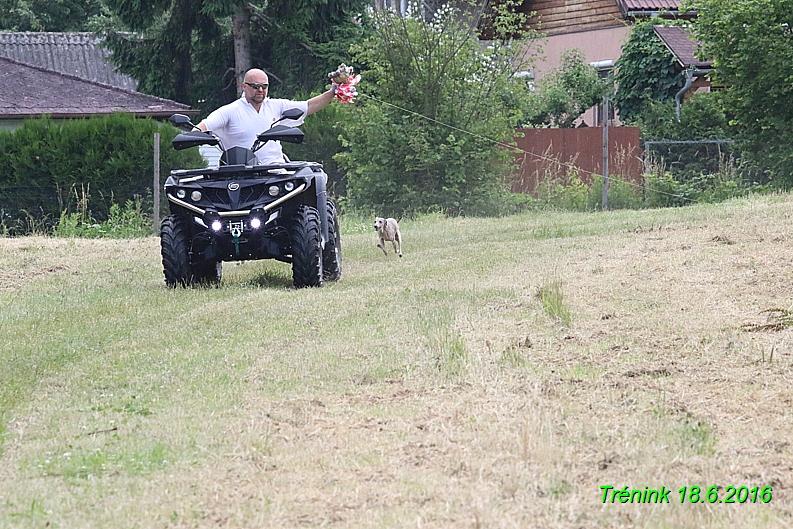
[1,194,792,528]
[536,279,572,326]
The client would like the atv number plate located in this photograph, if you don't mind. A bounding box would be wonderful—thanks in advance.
[229,221,244,237]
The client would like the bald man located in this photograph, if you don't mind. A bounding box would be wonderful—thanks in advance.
[195,68,335,165]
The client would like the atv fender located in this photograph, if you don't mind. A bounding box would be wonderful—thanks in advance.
[312,170,329,249]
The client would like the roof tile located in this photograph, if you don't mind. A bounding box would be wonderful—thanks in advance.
[0,32,137,91]
[653,25,712,69]
[620,0,681,11]
[0,56,195,119]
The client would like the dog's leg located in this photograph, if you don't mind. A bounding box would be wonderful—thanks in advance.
[395,233,402,257]
[378,238,388,256]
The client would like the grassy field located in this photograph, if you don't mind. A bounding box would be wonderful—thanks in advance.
[1,194,792,528]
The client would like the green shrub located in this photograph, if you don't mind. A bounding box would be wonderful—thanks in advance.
[0,113,204,235]
[642,172,696,208]
[533,170,591,211]
[522,48,612,129]
[587,176,643,211]
[335,1,540,217]
[53,198,151,239]
[282,101,346,198]
[612,20,684,124]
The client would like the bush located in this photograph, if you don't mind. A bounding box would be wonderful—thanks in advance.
[0,113,204,235]
[612,20,684,124]
[522,49,611,128]
[282,101,347,198]
[587,176,643,211]
[627,93,767,203]
[335,1,540,217]
[53,197,151,238]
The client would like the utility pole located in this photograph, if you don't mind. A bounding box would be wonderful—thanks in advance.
[601,96,609,211]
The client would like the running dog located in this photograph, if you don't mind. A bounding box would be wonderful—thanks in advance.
[374,217,402,258]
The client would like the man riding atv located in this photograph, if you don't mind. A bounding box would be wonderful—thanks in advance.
[161,67,347,289]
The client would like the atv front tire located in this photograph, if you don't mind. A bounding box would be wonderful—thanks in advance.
[161,215,193,287]
[290,205,323,288]
[322,200,342,282]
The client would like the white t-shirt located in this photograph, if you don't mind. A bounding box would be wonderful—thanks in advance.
[202,95,308,164]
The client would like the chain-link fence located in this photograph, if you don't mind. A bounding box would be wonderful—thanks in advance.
[643,139,758,183]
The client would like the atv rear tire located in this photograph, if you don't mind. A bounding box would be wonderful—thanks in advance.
[290,205,323,288]
[194,259,222,285]
[161,215,193,287]
[322,200,342,282]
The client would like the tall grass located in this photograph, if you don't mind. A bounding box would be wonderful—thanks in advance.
[536,279,572,327]
[52,185,151,238]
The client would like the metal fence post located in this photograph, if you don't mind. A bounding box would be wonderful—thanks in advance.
[601,97,609,211]
[153,132,160,234]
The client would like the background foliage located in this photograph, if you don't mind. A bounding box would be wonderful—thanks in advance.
[0,114,203,235]
[94,0,370,114]
[335,1,541,217]
[522,48,611,128]
[688,0,793,184]
[0,0,103,31]
[612,19,684,124]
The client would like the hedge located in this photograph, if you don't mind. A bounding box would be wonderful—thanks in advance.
[0,113,204,235]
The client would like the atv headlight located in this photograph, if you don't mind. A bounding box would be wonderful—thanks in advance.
[211,220,222,232]
[250,217,262,229]
[176,189,186,199]
[284,181,295,192]
[190,190,202,202]
[268,185,279,196]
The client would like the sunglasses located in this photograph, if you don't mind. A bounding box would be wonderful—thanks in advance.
[244,82,269,90]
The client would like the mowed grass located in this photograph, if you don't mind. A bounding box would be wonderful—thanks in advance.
[1,195,792,528]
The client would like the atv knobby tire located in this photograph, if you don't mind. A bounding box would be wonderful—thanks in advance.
[161,215,222,287]
[322,200,342,282]
[290,205,323,288]
[161,215,193,287]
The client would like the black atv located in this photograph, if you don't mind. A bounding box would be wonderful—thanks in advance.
[160,109,341,288]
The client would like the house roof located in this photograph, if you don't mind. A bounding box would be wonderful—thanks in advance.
[621,0,680,9]
[617,0,695,18]
[0,32,137,91]
[0,56,197,120]
[653,25,712,69]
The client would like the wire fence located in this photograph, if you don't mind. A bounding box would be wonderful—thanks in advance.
[642,139,755,182]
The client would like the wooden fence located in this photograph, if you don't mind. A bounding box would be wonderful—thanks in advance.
[509,126,643,195]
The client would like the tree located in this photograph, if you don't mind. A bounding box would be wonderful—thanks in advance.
[95,0,369,113]
[523,48,611,128]
[688,0,793,182]
[0,0,103,31]
[335,1,541,216]
[612,19,684,124]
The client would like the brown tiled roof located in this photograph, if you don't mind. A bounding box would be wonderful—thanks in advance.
[621,0,680,9]
[617,0,695,18]
[0,56,197,119]
[0,32,137,91]
[653,25,711,69]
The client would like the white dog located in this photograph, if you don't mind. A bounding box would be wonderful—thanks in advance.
[374,217,402,257]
